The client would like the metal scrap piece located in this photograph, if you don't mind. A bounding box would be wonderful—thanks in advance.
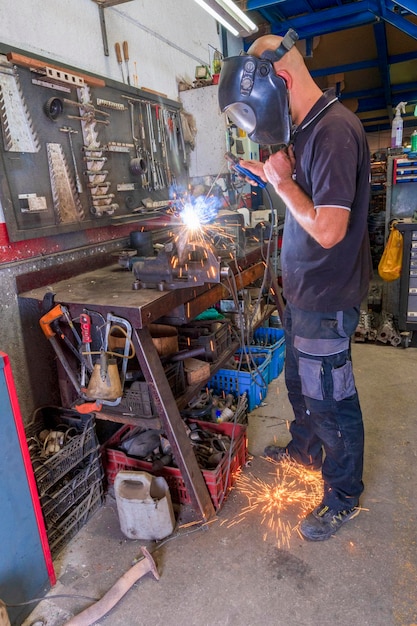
[47,142,84,223]
[0,55,40,152]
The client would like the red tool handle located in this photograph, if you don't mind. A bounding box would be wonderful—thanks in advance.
[80,313,92,343]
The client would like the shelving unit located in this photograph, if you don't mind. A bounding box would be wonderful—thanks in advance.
[369,158,387,267]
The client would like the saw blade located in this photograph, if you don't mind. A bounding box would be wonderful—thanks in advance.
[0,56,40,153]
[47,142,85,223]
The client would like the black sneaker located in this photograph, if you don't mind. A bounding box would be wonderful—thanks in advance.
[263,445,291,462]
[300,503,360,541]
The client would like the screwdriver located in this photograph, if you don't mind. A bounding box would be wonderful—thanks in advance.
[123,41,131,86]
[115,42,125,83]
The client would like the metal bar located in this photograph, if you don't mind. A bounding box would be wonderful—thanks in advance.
[98,5,109,56]
[132,327,216,521]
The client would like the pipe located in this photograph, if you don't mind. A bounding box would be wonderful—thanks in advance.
[64,547,159,626]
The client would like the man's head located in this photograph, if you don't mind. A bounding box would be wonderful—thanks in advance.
[218,31,322,144]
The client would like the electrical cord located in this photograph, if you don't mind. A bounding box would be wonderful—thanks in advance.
[3,523,210,611]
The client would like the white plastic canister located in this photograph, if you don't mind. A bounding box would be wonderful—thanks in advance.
[114,470,175,540]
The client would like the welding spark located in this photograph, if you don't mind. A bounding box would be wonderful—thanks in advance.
[232,458,323,549]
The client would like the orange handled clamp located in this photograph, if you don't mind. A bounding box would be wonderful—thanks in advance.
[39,304,64,339]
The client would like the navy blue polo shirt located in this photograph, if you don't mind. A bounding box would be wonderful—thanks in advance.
[280,92,372,312]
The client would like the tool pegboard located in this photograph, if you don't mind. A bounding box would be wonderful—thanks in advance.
[0,44,188,242]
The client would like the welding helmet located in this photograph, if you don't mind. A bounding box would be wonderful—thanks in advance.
[218,29,298,146]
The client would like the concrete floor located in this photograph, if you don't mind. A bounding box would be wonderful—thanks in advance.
[22,342,417,626]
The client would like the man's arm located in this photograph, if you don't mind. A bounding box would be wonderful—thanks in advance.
[241,147,350,249]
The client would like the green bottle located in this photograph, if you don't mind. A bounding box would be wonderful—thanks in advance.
[411,130,417,152]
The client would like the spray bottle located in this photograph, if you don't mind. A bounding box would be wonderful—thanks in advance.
[391,102,407,148]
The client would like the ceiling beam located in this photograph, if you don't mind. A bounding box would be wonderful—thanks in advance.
[373,20,393,118]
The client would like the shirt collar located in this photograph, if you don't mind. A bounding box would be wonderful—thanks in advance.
[292,91,339,137]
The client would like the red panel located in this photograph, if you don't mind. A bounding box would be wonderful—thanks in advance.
[1,352,56,585]
[0,218,174,264]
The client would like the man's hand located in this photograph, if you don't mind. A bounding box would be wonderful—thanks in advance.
[245,146,348,249]
[264,145,296,189]
[238,159,268,185]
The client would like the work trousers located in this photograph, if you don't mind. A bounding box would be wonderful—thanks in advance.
[283,301,364,511]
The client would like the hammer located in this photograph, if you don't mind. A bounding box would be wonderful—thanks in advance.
[64,547,159,626]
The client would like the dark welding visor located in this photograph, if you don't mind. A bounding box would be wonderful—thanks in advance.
[218,54,290,146]
[218,29,299,146]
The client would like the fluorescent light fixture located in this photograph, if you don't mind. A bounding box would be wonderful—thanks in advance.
[216,0,258,32]
[192,0,258,37]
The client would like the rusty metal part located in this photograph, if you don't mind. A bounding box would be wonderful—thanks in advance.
[90,202,118,216]
[84,170,109,184]
[63,547,159,626]
[68,113,109,125]
[0,57,40,152]
[47,142,84,223]
[132,242,222,290]
[88,181,111,194]
[90,193,115,201]
[63,97,110,116]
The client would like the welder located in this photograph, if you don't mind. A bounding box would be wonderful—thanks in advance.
[218,31,372,541]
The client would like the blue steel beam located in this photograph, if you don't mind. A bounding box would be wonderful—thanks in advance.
[309,49,417,79]
[373,20,393,117]
[248,0,417,40]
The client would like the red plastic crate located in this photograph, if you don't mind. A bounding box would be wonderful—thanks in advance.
[101,420,247,510]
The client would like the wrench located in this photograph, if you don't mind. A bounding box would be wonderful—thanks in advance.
[59,126,83,193]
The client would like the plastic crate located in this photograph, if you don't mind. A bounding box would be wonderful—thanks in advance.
[208,351,271,411]
[235,347,274,384]
[47,478,104,557]
[252,327,286,380]
[40,451,104,525]
[178,319,232,362]
[109,380,156,417]
[102,420,247,510]
[26,407,99,496]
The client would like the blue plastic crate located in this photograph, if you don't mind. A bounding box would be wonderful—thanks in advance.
[252,327,286,380]
[208,351,271,412]
[236,347,274,384]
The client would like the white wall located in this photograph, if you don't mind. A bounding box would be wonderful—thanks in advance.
[0,0,225,103]
[0,0,239,225]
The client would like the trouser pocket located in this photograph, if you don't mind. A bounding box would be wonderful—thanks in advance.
[332,360,356,401]
[299,357,323,400]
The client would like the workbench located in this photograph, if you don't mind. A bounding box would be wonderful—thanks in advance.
[19,245,283,522]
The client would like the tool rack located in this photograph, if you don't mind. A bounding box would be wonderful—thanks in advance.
[19,244,283,522]
[0,42,188,243]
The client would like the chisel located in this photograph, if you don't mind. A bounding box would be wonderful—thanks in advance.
[123,41,131,85]
[115,42,125,83]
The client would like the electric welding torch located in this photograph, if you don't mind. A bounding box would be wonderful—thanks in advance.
[224,151,267,188]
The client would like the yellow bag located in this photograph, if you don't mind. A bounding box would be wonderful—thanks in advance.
[378,222,403,281]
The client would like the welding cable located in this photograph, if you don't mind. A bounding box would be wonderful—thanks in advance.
[246,185,277,335]
[224,267,269,397]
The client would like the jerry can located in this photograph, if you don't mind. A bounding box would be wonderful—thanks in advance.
[114,470,175,540]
